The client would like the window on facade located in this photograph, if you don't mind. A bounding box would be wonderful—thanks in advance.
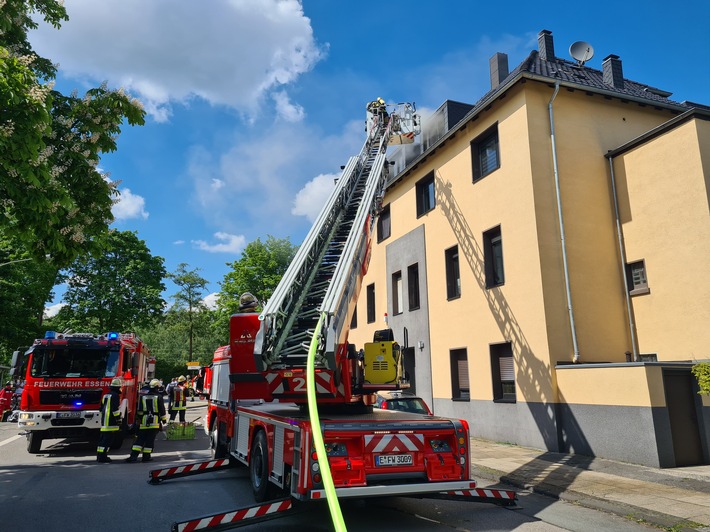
[626,260,649,295]
[416,172,436,217]
[350,304,357,329]
[484,226,505,288]
[366,284,376,323]
[471,124,500,182]
[450,349,470,400]
[392,271,403,315]
[377,204,391,242]
[445,245,461,300]
[491,342,516,402]
[407,263,420,311]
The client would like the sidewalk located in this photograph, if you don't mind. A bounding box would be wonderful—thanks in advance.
[471,438,710,531]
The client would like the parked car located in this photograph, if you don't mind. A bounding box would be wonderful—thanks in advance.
[375,391,432,415]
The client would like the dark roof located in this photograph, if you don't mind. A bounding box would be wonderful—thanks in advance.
[473,50,691,111]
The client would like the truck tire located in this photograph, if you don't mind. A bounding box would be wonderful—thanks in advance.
[250,430,270,502]
[210,419,227,459]
[27,432,42,453]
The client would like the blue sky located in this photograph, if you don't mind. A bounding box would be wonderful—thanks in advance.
[32,0,710,315]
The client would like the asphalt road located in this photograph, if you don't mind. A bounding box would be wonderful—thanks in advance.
[0,403,655,532]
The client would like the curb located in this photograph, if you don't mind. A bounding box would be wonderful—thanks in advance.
[471,465,707,532]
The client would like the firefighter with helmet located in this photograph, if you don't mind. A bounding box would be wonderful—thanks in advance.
[96,378,123,463]
[125,379,167,463]
[169,375,188,422]
[239,292,259,312]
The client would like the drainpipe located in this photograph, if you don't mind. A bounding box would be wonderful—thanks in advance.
[607,156,639,361]
[549,81,581,362]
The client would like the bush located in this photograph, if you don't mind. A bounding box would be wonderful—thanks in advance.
[691,363,710,395]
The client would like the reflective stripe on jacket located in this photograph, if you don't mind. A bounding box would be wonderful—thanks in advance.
[137,394,165,429]
[172,386,186,411]
[99,391,121,432]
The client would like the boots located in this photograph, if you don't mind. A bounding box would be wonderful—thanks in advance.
[125,452,138,463]
[142,454,152,462]
[97,454,112,463]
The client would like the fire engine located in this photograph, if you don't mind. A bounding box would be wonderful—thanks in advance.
[150,100,516,530]
[10,331,155,453]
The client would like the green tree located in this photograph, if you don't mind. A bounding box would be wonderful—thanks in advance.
[1,0,145,266]
[0,235,57,362]
[137,307,225,383]
[50,230,166,331]
[216,236,298,328]
[169,263,209,363]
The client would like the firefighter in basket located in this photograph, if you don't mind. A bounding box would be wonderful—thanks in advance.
[96,378,123,463]
[125,379,167,463]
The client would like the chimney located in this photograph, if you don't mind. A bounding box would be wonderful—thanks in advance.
[603,54,624,89]
[489,52,509,89]
[538,29,555,61]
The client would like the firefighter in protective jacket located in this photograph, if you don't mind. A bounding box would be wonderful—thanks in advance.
[125,379,166,463]
[96,378,123,463]
[169,375,187,422]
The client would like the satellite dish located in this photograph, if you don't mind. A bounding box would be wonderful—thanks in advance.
[569,41,594,66]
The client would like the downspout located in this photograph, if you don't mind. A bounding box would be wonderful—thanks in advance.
[607,156,639,361]
[549,81,580,362]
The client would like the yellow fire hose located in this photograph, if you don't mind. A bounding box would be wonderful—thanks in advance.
[306,312,347,531]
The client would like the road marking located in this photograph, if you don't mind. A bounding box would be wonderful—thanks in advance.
[0,434,23,447]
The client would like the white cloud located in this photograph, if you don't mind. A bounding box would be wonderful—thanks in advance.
[192,232,246,253]
[173,240,185,245]
[112,187,149,220]
[202,292,220,310]
[44,303,65,318]
[272,90,305,123]
[30,0,325,122]
[292,173,337,222]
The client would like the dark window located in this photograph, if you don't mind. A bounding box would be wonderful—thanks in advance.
[491,342,516,402]
[416,172,435,217]
[350,304,357,329]
[484,226,504,288]
[407,263,420,311]
[377,204,391,242]
[626,260,649,295]
[450,349,470,400]
[366,284,376,323]
[471,125,500,182]
[392,271,403,315]
[445,246,461,300]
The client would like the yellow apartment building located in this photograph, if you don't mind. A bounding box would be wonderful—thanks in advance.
[348,30,710,467]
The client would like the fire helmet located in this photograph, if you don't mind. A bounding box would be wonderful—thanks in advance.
[239,292,258,311]
[149,379,161,388]
[110,378,122,388]
[177,375,186,383]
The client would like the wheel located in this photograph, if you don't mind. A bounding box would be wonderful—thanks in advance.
[27,432,42,453]
[209,419,227,459]
[250,430,270,502]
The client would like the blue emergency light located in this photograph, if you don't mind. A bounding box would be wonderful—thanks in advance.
[45,331,56,339]
[107,332,119,340]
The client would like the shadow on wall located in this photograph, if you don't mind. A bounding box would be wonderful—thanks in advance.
[435,171,594,488]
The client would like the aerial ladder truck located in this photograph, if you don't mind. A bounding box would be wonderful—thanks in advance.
[149,100,516,531]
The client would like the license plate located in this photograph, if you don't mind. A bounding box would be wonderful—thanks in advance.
[376,454,413,466]
[57,412,81,418]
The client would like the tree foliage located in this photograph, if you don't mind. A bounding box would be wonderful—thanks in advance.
[0,235,58,362]
[49,230,166,332]
[0,0,146,266]
[692,363,710,396]
[216,235,297,326]
[169,263,209,363]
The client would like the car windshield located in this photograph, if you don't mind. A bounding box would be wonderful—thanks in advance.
[386,398,430,415]
[29,346,120,378]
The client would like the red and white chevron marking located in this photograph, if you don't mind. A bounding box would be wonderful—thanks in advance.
[446,488,516,500]
[150,459,229,480]
[364,433,424,453]
[265,371,335,395]
[174,499,293,532]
